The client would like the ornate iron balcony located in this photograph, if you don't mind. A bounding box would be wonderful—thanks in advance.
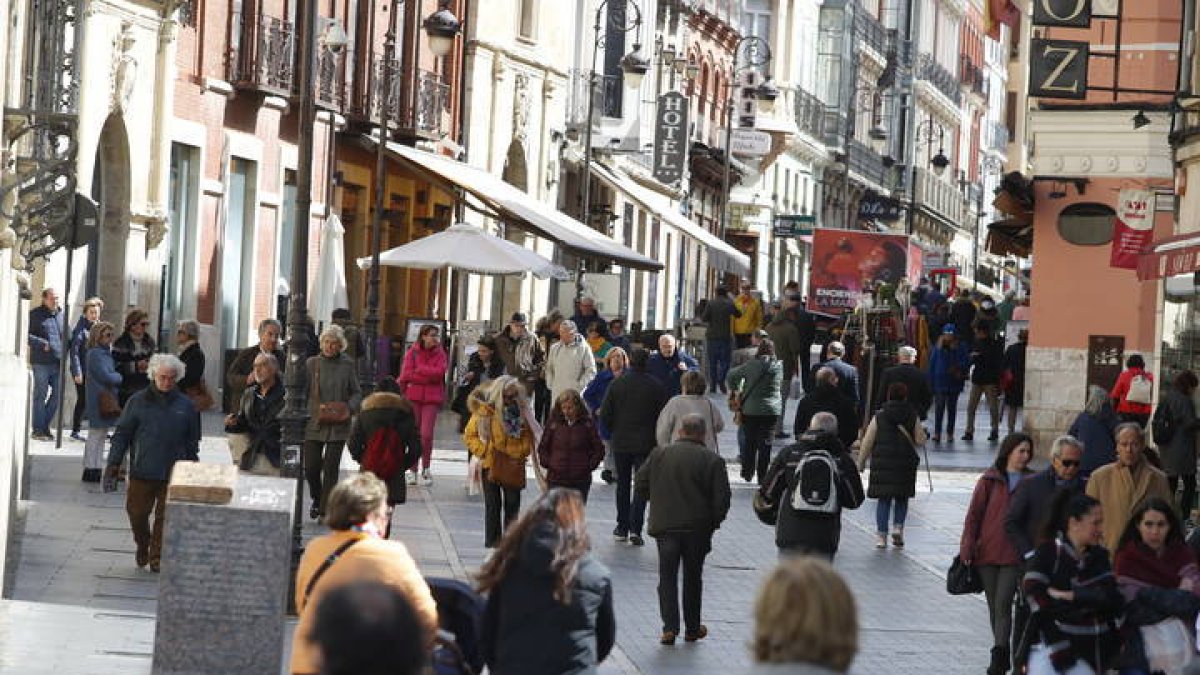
[988,120,1010,152]
[854,7,887,57]
[916,52,961,107]
[412,69,450,134]
[959,56,988,98]
[794,87,826,139]
[847,138,886,188]
[370,63,449,136]
[228,13,295,95]
[315,48,345,110]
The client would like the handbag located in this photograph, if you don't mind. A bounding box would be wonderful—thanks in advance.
[946,555,983,595]
[313,361,351,425]
[184,379,215,411]
[729,365,769,425]
[1141,617,1197,674]
[488,449,527,490]
[99,390,122,418]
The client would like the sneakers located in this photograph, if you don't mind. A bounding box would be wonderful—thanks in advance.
[406,470,419,486]
[875,533,887,549]
[613,527,629,543]
[421,468,433,486]
[629,534,645,547]
[891,527,905,549]
[684,625,709,643]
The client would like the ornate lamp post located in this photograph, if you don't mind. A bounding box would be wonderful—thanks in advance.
[718,36,775,241]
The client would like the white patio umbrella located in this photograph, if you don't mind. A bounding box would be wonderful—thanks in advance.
[310,214,350,328]
[356,222,569,280]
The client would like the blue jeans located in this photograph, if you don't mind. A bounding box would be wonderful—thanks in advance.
[706,339,732,390]
[614,452,648,536]
[933,392,960,438]
[875,497,909,534]
[31,362,60,433]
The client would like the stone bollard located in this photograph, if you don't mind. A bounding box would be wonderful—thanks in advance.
[152,462,295,675]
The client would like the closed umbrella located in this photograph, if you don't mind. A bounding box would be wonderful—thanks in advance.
[311,215,350,327]
[356,222,568,279]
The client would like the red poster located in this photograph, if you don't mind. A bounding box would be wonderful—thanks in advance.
[1110,189,1153,269]
[807,230,912,315]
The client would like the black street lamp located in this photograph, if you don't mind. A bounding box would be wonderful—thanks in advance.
[718,35,774,240]
[916,115,949,177]
[362,1,461,394]
[281,3,346,614]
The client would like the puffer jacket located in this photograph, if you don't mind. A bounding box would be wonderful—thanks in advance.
[68,315,93,378]
[399,343,448,405]
[107,386,200,481]
[582,368,619,440]
[27,304,62,365]
[348,392,422,505]
[545,334,596,401]
[959,467,1032,566]
[1111,367,1153,417]
[726,356,783,417]
[929,341,969,395]
[481,521,615,675]
[857,400,922,499]
[84,345,122,428]
[538,413,605,484]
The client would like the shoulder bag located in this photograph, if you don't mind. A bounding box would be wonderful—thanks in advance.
[946,555,984,595]
[313,361,351,425]
[729,364,768,426]
[184,379,215,411]
[99,389,122,418]
[488,449,527,490]
[302,537,361,604]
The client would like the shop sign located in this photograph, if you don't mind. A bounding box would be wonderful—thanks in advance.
[735,70,761,128]
[773,215,815,238]
[1029,39,1088,100]
[729,128,772,156]
[652,92,689,185]
[1032,0,1090,27]
[1110,189,1153,270]
[858,192,904,222]
[1137,234,1200,281]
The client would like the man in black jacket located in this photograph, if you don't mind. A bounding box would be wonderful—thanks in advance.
[963,323,1005,441]
[815,341,859,407]
[600,348,667,546]
[635,414,731,645]
[699,286,741,394]
[793,367,860,447]
[879,346,932,420]
[755,413,864,559]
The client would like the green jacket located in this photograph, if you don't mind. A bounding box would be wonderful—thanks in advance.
[634,440,731,537]
[726,357,783,417]
[764,313,802,378]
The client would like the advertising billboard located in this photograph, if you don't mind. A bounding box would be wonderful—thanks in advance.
[807,229,913,315]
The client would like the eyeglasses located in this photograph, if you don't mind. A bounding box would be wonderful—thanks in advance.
[1058,459,1081,468]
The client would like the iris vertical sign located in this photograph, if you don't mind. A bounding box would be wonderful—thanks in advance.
[653,91,688,185]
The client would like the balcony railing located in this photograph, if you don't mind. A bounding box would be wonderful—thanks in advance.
[987,120,1010,152]
[916,52,961,107]
[854,6,887,57]
[369,62,450,136]
[228,13,295,96]
[794,87,826,139]
[567,69,623,130]
[315,48,345,109]
[914,166,969,227]
[412,69,450,134]
[959,56,988,99]
[847,138,886,188]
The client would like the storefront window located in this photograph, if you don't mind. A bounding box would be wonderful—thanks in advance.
[1160,273,1200,382]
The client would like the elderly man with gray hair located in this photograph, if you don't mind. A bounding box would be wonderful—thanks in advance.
[817,341,859,407]
[106,353,201,572]
[635,413,731,645]
[879,345,932,420]
[755,411,864,560]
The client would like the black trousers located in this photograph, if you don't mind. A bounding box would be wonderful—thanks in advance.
[483,468,521,548]
[655,530,712,634]
[614,452,648,536]
[303,440,345,514]
[548,480,592,504]
[72,378,86,433]
[1169,474,1198,520]
[740,414,777,484]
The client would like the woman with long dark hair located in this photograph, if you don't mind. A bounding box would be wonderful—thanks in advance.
[958,433,1035,674]
[478,488,615,675]
[1021,491,1123,675]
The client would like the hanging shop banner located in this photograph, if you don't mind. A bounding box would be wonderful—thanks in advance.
[1109,189,1153,270]
[807,229,913,315]
[652,92,689,185]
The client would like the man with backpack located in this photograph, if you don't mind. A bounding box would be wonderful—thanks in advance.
[754,412,864,560]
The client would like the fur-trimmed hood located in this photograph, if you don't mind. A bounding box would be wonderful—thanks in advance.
[362,391,413,413]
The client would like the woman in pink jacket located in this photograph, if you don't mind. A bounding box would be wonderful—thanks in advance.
[398,324,447,486]
[958,432,1034,675]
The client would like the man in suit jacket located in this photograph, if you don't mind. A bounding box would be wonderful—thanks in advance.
[816,341,859,408]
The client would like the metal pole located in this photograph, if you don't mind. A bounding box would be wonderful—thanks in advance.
[363,3,399,393]
[718,43,739,241]
[282,0,318,615]
[578,2,605,300]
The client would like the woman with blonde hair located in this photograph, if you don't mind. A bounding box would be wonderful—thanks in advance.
[464,375,537,548]
[750,557,858,674]
[290,473,437,675]
[304,324,362,520]
[538,389,605,502]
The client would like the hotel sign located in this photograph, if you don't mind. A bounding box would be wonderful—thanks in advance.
[652,91,689,185]
[1029,39,1088,100]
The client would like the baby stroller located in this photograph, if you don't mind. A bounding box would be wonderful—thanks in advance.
[427,576,486,675]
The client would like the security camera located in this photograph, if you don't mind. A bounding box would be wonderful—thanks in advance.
[319,19,349,54]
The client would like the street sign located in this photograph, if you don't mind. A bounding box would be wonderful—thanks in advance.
[773,214,815,238]
[728,128,771,156]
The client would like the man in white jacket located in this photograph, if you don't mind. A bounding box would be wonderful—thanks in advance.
[545,320,597,404]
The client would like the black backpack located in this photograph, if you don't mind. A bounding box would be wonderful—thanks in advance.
[788,449,841,515]
[1152,402,1175,445]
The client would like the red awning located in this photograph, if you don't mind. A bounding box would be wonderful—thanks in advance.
[1137,231,1200,281]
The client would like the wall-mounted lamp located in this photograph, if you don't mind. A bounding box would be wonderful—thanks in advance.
[1132,110,1151,130]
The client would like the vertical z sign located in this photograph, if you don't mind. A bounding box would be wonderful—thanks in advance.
[1029,39,1088,100]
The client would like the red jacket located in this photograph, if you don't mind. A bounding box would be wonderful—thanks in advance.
[398,345,447,405]
[537,414,605,485]
[1110,367,1153,416]
[959,467,1029,566]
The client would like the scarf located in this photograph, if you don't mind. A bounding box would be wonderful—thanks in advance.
[502,403,524,438]
[1115,540,1198,590]
[513,333,536,374]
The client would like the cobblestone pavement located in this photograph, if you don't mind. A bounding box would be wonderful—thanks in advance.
[0,392,1017,674]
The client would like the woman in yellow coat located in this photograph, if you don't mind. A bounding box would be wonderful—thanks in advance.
[465,375,537,548]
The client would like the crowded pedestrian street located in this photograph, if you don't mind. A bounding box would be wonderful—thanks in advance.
[2,398,998,675]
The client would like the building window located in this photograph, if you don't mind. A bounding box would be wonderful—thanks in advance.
[222,157,259,349]
[1056,203,1115,246]
[276,169,297,318]
[164,143,200,343]
[518,0,538,40]
[744,0,772,42]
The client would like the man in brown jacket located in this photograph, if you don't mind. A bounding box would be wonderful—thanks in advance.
[1086,422,1172,552]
